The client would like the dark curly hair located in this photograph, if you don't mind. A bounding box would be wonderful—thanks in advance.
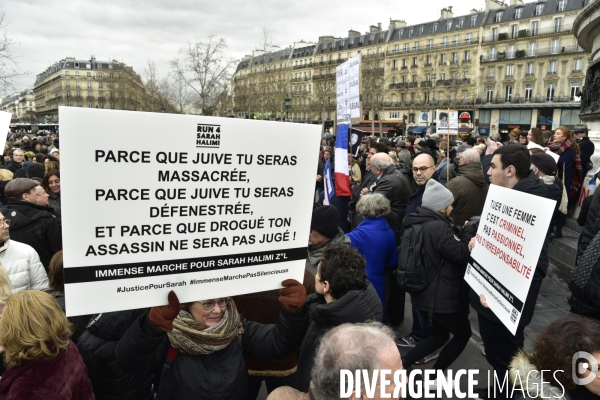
[530,316,600,390]
[318,243,366,300]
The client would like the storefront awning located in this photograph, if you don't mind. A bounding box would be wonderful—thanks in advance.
[407,126,428,134]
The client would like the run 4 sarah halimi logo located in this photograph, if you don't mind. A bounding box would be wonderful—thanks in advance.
[196,123,221,148]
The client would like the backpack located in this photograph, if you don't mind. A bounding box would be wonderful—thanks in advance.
[569,231,600,312]
[396,222,444,294]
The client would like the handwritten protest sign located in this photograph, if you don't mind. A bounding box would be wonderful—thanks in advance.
[465,184,555,334]
[336,54,361,124]
[60,107,320,316]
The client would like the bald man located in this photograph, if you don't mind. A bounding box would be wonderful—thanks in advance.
[446,148,488,226]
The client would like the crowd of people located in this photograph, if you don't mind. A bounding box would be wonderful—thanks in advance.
[0,124,595,399]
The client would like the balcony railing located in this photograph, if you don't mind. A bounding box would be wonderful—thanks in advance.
[482,24,574,43]
[480,45,584,62]
[385,38,480,57]
[476,95,579,104]
[290,77,310,82]
[312,73,336,80]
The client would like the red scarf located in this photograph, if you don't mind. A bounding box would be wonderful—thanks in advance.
[548,140,583,196]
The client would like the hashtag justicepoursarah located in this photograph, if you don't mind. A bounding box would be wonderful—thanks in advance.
[116,287,122,293]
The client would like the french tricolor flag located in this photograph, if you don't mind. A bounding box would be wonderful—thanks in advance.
[334,124,352,197]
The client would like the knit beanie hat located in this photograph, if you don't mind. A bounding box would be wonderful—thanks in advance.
[422,179,454,211]
[310,206,340,238]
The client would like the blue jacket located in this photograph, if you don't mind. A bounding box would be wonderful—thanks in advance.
[347,217,398,310]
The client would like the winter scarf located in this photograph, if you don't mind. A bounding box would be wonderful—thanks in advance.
[548,140,583,197]
[167,297,244,355]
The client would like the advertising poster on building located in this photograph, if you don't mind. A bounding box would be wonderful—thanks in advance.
[464,185,555,334]
[60,107,321,316]
[0,112,12,152]
[436,110,458,134]
[336,54,361,123]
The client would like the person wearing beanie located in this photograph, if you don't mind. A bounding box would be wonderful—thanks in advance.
[531,152,564,226]
[305,205,350,276]
[400,177,476,384]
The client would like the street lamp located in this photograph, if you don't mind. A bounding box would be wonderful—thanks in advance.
[402,114,408,137]
[284,96,291,121]
[430,73,437,135]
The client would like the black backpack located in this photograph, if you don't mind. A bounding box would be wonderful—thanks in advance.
[396,222,443,294]
[569,231,600,313]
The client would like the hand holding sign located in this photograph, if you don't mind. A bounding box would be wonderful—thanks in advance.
[149,290,181,332]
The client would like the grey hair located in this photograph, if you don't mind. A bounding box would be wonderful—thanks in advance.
[491,133,501,141]
[461,148,480,163]
[12,149,24,155]
[356,193,391,218]
[371,153,393,170]
[310,322,396,400]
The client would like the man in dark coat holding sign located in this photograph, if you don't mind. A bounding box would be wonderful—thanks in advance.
[470,145,550,398]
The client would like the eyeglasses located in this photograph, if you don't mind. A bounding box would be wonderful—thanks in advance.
[412,166,434,173]
[587,367,600,379]
[0,219,11,227]
[197,298,227,310]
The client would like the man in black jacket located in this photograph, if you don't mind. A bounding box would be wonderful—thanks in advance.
[3,149,24,174]
[574,124,595,178]
[0,178,62,270]
[366,153,411,242]
[471,145,550,397]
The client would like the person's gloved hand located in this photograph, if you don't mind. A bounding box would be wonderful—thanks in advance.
[149,290,181,332]
[279,279,306,313]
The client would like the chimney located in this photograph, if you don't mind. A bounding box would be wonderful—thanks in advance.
[318,35,335,43]
[370,24,382,33]
[470,8,479,14]
[390,19,407,29]
[90,55,96,62]
[440,7,454,20]
[509,0,523,5]
[348,29,361,37]
[485,0,505,11]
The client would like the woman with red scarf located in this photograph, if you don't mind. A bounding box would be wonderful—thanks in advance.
[547,126,583,237]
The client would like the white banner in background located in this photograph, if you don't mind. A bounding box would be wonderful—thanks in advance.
[60,107,321,316]
[336,54,361,123]
[465,184,555,334]
[0,112,12,153]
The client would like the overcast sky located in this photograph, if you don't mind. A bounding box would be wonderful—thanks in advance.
[4,0,496,93]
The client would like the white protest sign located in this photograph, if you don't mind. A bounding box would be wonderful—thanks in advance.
[464,184,555,334]
[0,112,12,154]
[60,107,321,316]
[336,54,361,123]
[436,110,458,134]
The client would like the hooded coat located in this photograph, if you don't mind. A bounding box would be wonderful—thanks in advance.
[470,172,549,327]
[77,309,157,400]
[446,161,488,227]
[371,165,411,239]
[294,282,383,392]
[402,207,476,314]
[0,200,62,270]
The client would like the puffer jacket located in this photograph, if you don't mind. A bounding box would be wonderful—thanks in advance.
[402,207,476,314]
[77,309,156,400]
[0,239,48,292]
[294,281,383,392]
[0,200,62,269]
[446,161,488,227]
[305,229,351,276]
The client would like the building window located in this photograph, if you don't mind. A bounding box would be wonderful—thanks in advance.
[551,39,560,54]
[464,50,471,61]
[440,54,446,64]
[471,15,477,27]
[488,66,495,78]
[458,19,464,29]
[413,57,418,66]
[76,81,80,87]
[438,92,445,101]
[394,44,399,53]
[390,111,400,118]
[531,21,539,36]
[487,87,494,102]
[505,85,513,102]
[446,21,452,30]
[549,60,557,74]
[547,83,555,101]
[440,72,446,80]
[527,62,534,76]
[442,37,447,47]
[428,39,433,49]
[432,23,438,33]
[554,17,562,33]
[87,81,92,88]
[524,84,533,101]
[409,28,413,37]
[402,58,407,67]
[492,27,498,41]
[515,7,523,18]
[419,26,424,35]
[87,72,91,78]
[404,43,409,52]
[574,58,583,72]
[495,11,504,22]
[466,33,472,44]
[489,47,496,61]
[397,30,403,39]
[452,52,458,63]
[508,45,515,59]
[535,3,544,16]
[88,102,93,108]
[75,71,80,78]
[464,70,470,79]
[414,41,419,51]
[506,64,514,77]
[511,24,518,39]
[426,55,432,64]
[424,92,430,102]
[557,0,567,12]
[571,81,580,100]
[529,42,536,57]
[409,113,415,122]
[454,35,459,45]
[65,81,70,87]
[65,71,70,78]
